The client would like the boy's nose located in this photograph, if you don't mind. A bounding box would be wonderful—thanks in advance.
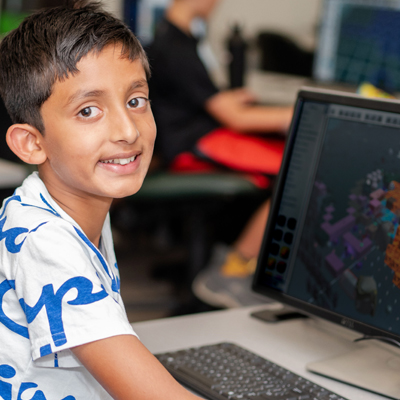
[112,111,140,143]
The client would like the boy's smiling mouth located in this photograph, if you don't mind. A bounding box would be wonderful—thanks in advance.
[100,155,137,165]
[97,152,143,176]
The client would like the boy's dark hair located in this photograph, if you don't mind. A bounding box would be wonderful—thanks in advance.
[0,0,150,133]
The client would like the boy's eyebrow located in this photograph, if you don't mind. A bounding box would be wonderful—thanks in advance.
[66,90,105,107]
[65,79,149,107]
[127,79,149,92]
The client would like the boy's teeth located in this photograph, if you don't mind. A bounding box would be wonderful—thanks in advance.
[101,156,136,165]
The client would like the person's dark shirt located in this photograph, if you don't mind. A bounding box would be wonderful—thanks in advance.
[147,18,220,164]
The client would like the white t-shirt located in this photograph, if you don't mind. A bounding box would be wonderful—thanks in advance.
[0,172,137,399]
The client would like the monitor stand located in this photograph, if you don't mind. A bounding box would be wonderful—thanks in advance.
[307,340,400,399]
[250,305,308,322]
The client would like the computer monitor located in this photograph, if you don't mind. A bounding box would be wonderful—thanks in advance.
[252,88,400,399]
[313,0,400,93]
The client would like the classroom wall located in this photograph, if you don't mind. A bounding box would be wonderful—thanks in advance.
[209,0,322,51]
[206,0,322,86]
[102,0,123,19]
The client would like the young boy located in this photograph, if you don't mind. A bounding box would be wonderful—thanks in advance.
[0,2,201,399]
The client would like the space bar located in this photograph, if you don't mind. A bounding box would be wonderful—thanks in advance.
[170,366,286,400]
[169,366,227,400]
[175,366,215,387]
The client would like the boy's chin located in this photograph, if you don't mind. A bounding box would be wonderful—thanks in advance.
[112,186,144,199]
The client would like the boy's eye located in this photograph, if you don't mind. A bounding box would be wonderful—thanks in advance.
[128,97,148,109]
[78,106,101,118]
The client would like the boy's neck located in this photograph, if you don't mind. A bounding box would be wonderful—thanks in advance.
[39,171,112,248]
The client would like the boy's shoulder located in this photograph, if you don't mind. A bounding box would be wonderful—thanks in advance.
[0,172,112,268]
[3,172,63,225]
[0,172,80,253]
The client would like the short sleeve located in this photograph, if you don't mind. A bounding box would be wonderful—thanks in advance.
[13,219,136,365]
[148,23,219,109]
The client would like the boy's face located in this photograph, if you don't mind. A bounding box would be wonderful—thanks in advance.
[38,44,156,201]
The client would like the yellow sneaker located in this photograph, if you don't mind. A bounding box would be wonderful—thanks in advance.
[192,244,273,308]
[221,251,257,278]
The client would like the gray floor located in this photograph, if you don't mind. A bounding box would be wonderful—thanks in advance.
[111,194,267,323]
[115,228,179,323]
[114,226,217,323]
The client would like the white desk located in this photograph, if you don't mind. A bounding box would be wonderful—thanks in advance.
[247,71,309,106]
[0,159,28,188]
[246,71,358,106]
[132,304,393,400]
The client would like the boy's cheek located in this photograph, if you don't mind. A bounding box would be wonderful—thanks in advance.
[145,119,157,142]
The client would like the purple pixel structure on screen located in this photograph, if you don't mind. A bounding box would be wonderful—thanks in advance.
[323,214,334,222]
[343,231,373,257]
[349,194,357,202]
[369,198,382,215]
[321,214,356,242]
[325,251,345,277]
[325,205,335,213]
[370,188,385,200]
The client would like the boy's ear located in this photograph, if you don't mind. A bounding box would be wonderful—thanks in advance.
[6,124,47,165]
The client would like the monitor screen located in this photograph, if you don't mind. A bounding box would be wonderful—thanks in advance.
[313,0,400,93]
[253,88,400,345]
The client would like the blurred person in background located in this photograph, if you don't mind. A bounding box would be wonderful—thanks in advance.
[147,0,293,308]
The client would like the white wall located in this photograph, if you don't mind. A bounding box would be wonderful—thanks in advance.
[102,0,123,18]
[207,0,323,85]
[209,0,322,51]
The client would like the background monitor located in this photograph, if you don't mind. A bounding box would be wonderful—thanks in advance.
[253,88,400,398]
[314,0,400,93]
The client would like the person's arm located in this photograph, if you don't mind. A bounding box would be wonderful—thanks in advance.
[71,334,202,400]
[205,88,293,134]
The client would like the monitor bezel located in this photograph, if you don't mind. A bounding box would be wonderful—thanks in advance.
[252,87,400,343]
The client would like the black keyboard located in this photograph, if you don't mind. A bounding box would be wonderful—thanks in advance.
[155,342,348,400]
